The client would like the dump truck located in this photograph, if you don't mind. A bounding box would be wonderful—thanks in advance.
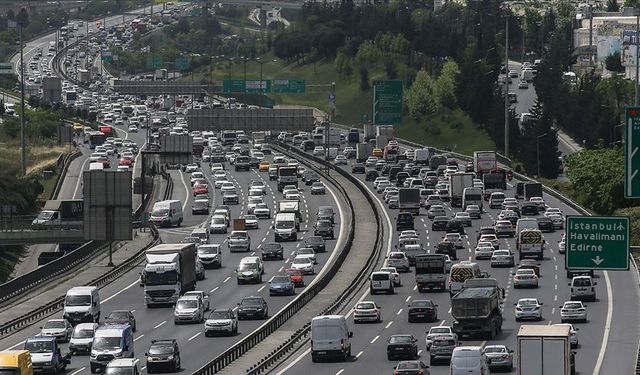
[398,188,421,215]
[31,200,83,230]
[414,254,447,292]
[448,172,474,207]
[143,244,197,307]
[451,278,503,339]
[517,325,573,375]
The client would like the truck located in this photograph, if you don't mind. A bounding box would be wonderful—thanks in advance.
[24,336,70,374]
[473,151,497,177]
[142,243,197,307]
[0,350,34,375]
[462,187,483,212]
[31,200,83,230]
[363,123,376,141]
[356,143,374,162]
[516,229,545,260]
[414,148,432,165]
[323,128,342,147]
[524,182,543,201]
[278,200,302,225]
[429,155,447,172]
[448,172,474,207]
[414,254,447,292]
[517,325,572,375]
[347,128,360,144]
[277,166,298,191]
[192,136,204,156]
[376,135,390,149]
[482,171,506,200]
[376,125,394,138]
[398,188,421,215]
[451,278,503,339]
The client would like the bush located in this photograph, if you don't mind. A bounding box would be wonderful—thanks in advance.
[614,207,640,245]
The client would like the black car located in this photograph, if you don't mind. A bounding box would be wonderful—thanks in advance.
[304,172,320,185]
[387,334,419,360]
[396,212,415,231]
[445,219,465,235]
[191,200,209,215]
[304,236,326,253]
[365,170,379,181]
[352,163,366,174]
[237,296,268,320]
[431,216,449,231]
[381,164,392,175]
[302,140,315,151]
[317,206,335,224]
[396,172,410,187]
[393,360,430,375]
[435,241,457,260]
[269,168,278,180]
[407,300,438,322]
[537,217,555,232]
[476,226,497,241]
[520,203,539,216]
[314,219,334,239]
[104,310,137,331]
[146,339,180,373]
[261,242,284,260]
[389,166,402,181]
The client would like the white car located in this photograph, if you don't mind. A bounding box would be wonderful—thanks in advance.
[291,256,314,275]
[545,207,562,216]
[490,250,514,267]
[296,247,317,264]
[425,326,457,350]
[513,268,539,288]
[184,163,199,173]
[365,156,378,167]
[529,196,547,210]
[249,180,267,194]
[243,214,259,229]
[478,234,499,249]
[376,180,391,193]
[444,233,463,249]
[380,266,401,286]
[387,251,410,273]
[204,309,238,336]
[547,213,565,229]
[211,163,224,172]
[443,255,453,272]
[285,190,301,201]
[474,245,495,260]
[209,215,228,234]
[247,196,263,214]
[353,301,381,324]
[253,203,271,219]
[220,182,235,194]
[128,124,138,133]
[560,301,587,323]
[514,298,543,321]
[399,230,419,240]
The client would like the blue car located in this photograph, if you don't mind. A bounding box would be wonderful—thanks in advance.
[269,275,295,296]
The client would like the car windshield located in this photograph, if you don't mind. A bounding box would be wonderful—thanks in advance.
[44,320,66,329]
[430,328,450,334]
[276,220,294,229]
[230,233,247,240]
[357,302,376,309]
[518,270,535,275]
[107,312,128,320]
[209,310,233,320]
[519,300,538,306]
[177,300,198,309]
[272,276,290,283]
[212,217,225,224]
[242,298,263,306]
[93,337,121,350]
[25,340,53,353]
[151,208,169,216]
[573,278,591,287]
[105,367,133,375]
[238,263,258,271]
[484,346,507,353]
[73,328,94,338]
[411,301,431,307]
[389,253,404,259]
[148,345,174,355]
[293,258,309,265]
[198,247,219,254]
[565,302,582,309]
[298,249,313,255]
[65,294,91,306]
[396,361,419,370]
[390,336,413,344]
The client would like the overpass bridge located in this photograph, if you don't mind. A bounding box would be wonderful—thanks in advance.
[0,228,85,245]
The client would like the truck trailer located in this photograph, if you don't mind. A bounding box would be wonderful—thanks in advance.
[448,172,474,207]
[517,325,573,375]
[451,278,503,339]
[414,254,447,292]
[473,151,497,178]
[143,243,197,307]
[398,188,421,215]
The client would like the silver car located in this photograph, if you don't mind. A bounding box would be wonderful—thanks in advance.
[174,295,205,324]
[40,319,73,342]
[560,301,587,323]
[514,298,543,321]
[483,345,514,371]
[353,301,381,323]
[490,250,514,267]
[387,251,410,272]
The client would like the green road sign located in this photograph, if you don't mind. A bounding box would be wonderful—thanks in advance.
[566,216,629,270]
[373,80,403,125]
[0,63,12,75]
[625,107,640,198]
[223,79,245,94]
[245,80,271,94]
[175,57,189,71]
[145,56,163,69]
[272,79,305,93]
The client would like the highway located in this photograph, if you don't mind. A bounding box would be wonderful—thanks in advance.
[272,141,640,375]
[0,147,349,375]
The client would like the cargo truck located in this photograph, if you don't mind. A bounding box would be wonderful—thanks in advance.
[376,135,390,149]
[31,200,84,230]
[473,151,497,178]
[323,128,342,147]
[278,200,302,227]
[517,325,573,375]
[398,188,421,215]
[356,143,374,162]
[414,148,432,165]
[429,155,447,172]
[142,244,197,307]
[277,166,298,191]
[348,128,360,144]
[0,350,34,375]
[414,254,447,292]
[451,278,503,339]
[524,182,543,201]
[363,123,376,141]
[448,172,474,207]
[376,125,394,138]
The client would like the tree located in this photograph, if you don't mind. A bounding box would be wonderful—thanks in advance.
[607,0,620,11]
[0,100,5,116]
[406,69,438,121]
[605,52,624,72]
[517,101,560,178]
[435,60,460,109]
[384,58,397,79]
[175,17,190,34]
[359,65,370,91]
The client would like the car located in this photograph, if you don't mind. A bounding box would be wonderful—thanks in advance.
[209,215,228,234]
[40,319,73,342]
[380,266,401,286]
[243,214,259,229]
[220,181,235,194]
[478,233,499,249]
[250,202,269,218]
[490,249,514,267]
[387,334,419,360]
[427,204,446,219]
[454,211,472,226]
[269,275,296,296]
[388,196,400,209]
[518,80,529,89]
[529,196,547,210]
[191,199,210,215]
[392,360,430,375]
[547,213,565,229]
[353,301,381,323]
[222,191,239,205]
[431,216,449,231]
[520,202,539,216]
[483,345,514,371]
[429,334,457,365]
[314,219,334,239]
[249,180,267,194]
[465,205,481,219]
[474,243,495,260]
[352,163,365,173]
[313,146,325,156]
[237,296,268,320]
[554,323,579,348]
[407,299,438,322]
[513,268,539,288]
[425,326,457,350]
[285,189,301,201]
[192,183,208,196]
[145,339,180,373]
[174,295,205,324]
[558,238,566,254]
[514,298,543,321]
[291,255,315,274]
[183,291,210,311]
[128,124,138,132]
[204,309,238,336]
[284,268,304,287]
[259,161,270,171]
[569,275,597,301]
[494,220,515,237]
[518,259,541,276]
[261,242,284,260]
[545,207,563,216]
[311,181,326,195]
[190,172,205,185]
[387,251,410,272]
[365,169,379,181]
[334,155,348,165]
[304,236,326,253]
[537,216,555,232]
[560,301,588,323]
[443,233,463,249]
[104,310,137,331]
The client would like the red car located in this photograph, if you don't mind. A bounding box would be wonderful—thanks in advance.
[99,157,111,168]
[192,183,209,196]
[284,268,304,287]
[119,158,133,167]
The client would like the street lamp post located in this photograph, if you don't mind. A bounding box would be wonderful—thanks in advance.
[255,58,267,107]
[17,8,29,176]
[537,133,549,177]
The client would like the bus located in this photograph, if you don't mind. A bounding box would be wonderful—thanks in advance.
[87,131,106,149]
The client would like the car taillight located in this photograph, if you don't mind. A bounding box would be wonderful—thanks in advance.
[417,371,423,375]
[340,339,344,349]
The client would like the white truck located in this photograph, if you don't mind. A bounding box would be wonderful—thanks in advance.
[414,148,432,165]
[278,200,302,226]
[414,254,447,292]
[364,123,376,141]
[142,244,197,307]
[32,199,84,230]
[473,151,497,177]
[516,229,545,260]
[517,325,573,375]
[356,143,373,162]
[323,128,342,147]
[448,172,474,208]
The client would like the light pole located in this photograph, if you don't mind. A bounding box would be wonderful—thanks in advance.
[17,8,29,176]
[537,133,549,177]
[254,58,267,107]
[504,15,510,159]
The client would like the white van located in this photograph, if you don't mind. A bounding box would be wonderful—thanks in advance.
[489,192,505,209]
[63,286,101,324]
[90,324,134,373]
[89,162,104,171]
[274,213,298,242]
[450,346,491,375]
[569,276,597,301]
[448,262,482,296]
[310,315,352,362]
[516,218,539,234]
[149,200,183,227]
[69,322,99,355]
[370,271,394,294]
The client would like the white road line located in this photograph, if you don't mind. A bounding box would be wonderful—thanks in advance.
[278,266,284,272]
[593,271,613,375]
[73,156,90,198]
[179,171,190,211]
[141,367,146,371]
[232,306,238,311]
[3,340,25,351]
[210,286,219,293]
[188,332,201,341]
[385,321,393,329]
[439,319,446,326]
[103,279,139,302]
[257,285,265,292]
[551,308,556,315]
[223,276,231,283]
[554,295,558,301]
[69,368,86,375]
[371,335,380,344]
[405,296,411,302]
[154,321,166,329]
[134,334,145,342]
[397,308,403,315]
[356,351,364,358]
[335,370,344,375]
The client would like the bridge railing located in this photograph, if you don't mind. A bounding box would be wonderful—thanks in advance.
[0,215,40,232]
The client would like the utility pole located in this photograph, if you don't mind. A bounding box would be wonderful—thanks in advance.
[17,8,29,176]
[636,10,639,105]
[504,16,509,159]
[589,3,594,68]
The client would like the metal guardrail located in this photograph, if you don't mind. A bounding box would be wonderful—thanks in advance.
[193,144,363,375]
[51,151,82,200]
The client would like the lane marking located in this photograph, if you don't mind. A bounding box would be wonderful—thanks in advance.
[210,286,219,293]
[593,271,613,375]
[385,321,393,329]
[103,279,139,302]
[356,351,364,358]
[257,285,265,292]
[188,332,201,341]
[223,276,231,283]
[370,335,380,344]
[3,340,25,351]
[134,334,145,342]
[396,308,403,315]
[70,368,86,375]
[335,370,344,375]
[154,321,166,329]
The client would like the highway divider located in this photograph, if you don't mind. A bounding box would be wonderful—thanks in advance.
[50,151,82,200]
